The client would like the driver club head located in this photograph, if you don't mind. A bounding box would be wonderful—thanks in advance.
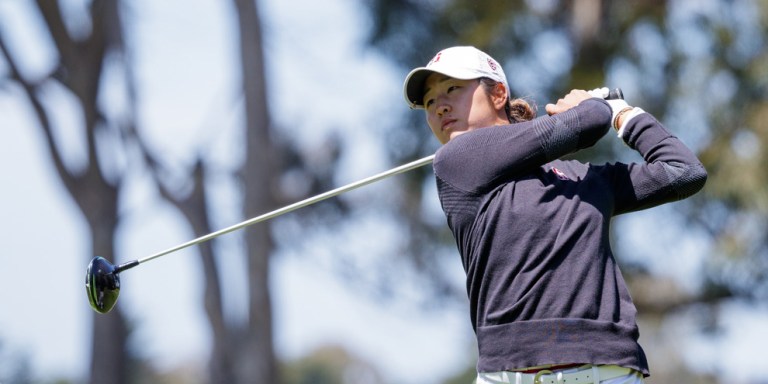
[85,256,121,314]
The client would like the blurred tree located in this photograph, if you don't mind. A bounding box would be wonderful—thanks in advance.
[0,0,335,383]
[0,0,367,381]
[0,1,132,383]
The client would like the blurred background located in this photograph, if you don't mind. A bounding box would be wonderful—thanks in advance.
[1,0,767,383]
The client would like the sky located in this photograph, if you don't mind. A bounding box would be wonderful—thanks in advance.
[1,0,768,384]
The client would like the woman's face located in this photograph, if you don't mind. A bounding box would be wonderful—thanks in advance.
[422,73,508,144]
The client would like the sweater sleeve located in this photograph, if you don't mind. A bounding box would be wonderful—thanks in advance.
[433,98,612,194]
[607,112,708,214]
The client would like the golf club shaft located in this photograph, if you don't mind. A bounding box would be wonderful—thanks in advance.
[118,154,436,270]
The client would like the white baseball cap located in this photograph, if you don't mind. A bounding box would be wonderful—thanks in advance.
[403,46,510,109]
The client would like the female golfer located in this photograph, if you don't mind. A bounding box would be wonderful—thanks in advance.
[403,46,707,384]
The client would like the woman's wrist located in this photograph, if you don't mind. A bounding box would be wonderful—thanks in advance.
[613,106,634,131]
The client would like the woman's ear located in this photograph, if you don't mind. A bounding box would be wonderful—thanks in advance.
[492,83,509,111]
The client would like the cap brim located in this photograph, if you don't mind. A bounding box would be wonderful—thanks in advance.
[403,67,434,109]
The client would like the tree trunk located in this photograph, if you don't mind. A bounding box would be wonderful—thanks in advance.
[232,0,278,382]
[170,163,235,384]
[28,1,132,382]
[89,220,129,384]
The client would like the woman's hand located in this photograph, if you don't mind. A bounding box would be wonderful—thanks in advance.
[545,89,592,115]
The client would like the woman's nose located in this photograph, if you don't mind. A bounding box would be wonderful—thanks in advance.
[437,102,450,116]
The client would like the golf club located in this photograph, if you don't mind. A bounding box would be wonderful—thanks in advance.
[85,87,624,314]
[85,154,435,313]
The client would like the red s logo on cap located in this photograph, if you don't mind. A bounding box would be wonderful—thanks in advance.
[430,52,442,65]
[487,58,497,71]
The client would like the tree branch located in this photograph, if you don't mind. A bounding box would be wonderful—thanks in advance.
[35,0,76,61]
[0,27,80,198]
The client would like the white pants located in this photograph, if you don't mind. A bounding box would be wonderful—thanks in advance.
[476,365,645,384]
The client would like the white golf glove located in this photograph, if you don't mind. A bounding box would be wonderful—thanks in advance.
[587,87,611,99]
[587,87,644,136]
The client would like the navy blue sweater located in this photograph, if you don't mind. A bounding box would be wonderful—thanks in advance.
[432,99,707,375]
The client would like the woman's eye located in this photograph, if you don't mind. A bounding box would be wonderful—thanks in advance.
[447,85,459,93]
[425,99,434,108]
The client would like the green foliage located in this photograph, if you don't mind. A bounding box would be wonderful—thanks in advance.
[279,345,385,384]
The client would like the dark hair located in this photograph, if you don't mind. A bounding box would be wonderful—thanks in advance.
[479,78,537,123]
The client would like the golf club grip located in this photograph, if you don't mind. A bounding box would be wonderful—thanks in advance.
[606,88,624,100]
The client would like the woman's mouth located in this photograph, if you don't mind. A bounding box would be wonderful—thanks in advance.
[441,119,457,131]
